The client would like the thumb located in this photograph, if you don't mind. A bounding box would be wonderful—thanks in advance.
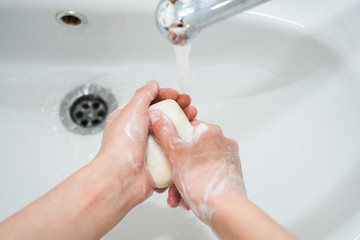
[149,109,187,157]
[127,80,159,113]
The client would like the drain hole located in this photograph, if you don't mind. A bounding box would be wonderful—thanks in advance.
[93,102,100,109]
[70,95,108,128]
[60,84,118,135]
[82,103,90,109]
[56,11,87,28]
[81,120,89,127]
[75,111,84,118]
[98,110,106,117]
[92,119,101,125]
[61,15,82,26]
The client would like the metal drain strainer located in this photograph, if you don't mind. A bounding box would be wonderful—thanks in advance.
[60,84,118,135]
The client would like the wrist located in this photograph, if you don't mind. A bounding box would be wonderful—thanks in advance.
[206,190,247,224]
[208,193,296,240]
[91,153,153,207]
[207,193,250,238]
[88,156,142,210]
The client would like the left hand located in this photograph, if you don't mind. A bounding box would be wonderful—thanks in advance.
[97,80,197,206]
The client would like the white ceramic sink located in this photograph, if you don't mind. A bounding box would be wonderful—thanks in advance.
[1,0,360,239]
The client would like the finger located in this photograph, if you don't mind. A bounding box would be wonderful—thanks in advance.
[152,88,179,104]
[176,94,191,108]
[180,199,190,210]
[155,187,168,194]
[149,109,187,152]
[127,80,159,113]
[167,185,181,208]
[228,138,239,152]
[183,106,197,121]
[190,120,205,127]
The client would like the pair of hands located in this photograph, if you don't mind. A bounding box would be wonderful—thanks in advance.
[0,80,294,240]
[98,80,246,224]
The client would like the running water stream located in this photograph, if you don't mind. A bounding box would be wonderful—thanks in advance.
[174,43,192,93]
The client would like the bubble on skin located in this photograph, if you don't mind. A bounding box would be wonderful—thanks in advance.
[197,203,215,225]
[203,157,227,202]
[168,135,188,150]
[124,98,144,143]
[175,158,213,223]
[192,123,208,143]
[146,80,159,93]
[125,123,137,143]
[129,84,159,141]
[165,130,246,225]
[228,156,247,196]
[148,110,162,126]
[127,152,140,171]
[170,124,244,219]
[176,151,246,225]
[146,91,154,103]
[118,82,158,142]
[178,159,196,209]
[193,157,228,223]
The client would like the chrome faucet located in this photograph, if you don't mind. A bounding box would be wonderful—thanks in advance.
[156,0,270,45]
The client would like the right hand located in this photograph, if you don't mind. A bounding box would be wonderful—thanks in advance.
[149,110,246,224]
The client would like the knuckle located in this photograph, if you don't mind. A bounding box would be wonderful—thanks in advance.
[169,136,186,149]
[208,124,223,135]
[228,138,239,151]
[135,86,146,96]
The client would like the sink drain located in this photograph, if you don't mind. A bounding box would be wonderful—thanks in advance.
[60,84,118,135]
[56,10,87,28]
[70,95,108,128]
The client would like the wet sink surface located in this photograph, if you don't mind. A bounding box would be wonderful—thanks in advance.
[1,0,360,239]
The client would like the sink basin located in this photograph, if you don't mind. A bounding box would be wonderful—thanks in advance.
[1,0,360,239]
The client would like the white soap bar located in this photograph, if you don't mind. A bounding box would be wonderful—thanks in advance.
[146,99,193,188]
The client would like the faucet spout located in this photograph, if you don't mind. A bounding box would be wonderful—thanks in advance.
[156,0,270,45]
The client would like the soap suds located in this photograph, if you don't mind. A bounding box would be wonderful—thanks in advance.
[192,123,209,143]
[203,158,227,202]
[175,147,246,225]
[124,124,135,143]
[124,80,158,144]
[169,135,189,150]
[124,98,144,144]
